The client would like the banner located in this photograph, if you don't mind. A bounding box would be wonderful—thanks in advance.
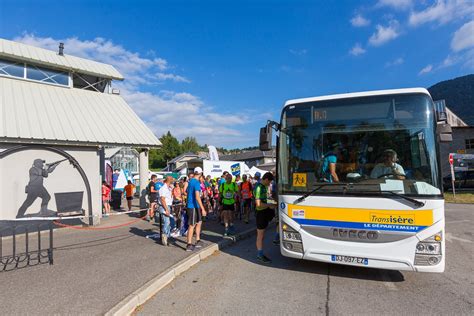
[203,160,248,179]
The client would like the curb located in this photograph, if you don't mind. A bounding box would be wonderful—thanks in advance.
[105,225,258,316]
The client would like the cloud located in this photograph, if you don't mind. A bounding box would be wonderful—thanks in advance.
[385,57,404,67]
[13,33,185,88]
[350,14,370,27]
[13,33,253,146]
[368,20,400,46]
[418,64,433,75]
[349,43,366,56]
[289,49,308,56]
[409,0,474,27]
[154,72,190,83]
[437,21,474,70]
[451,20,474,52]
[376,0,412,10]
[120,88,248,143]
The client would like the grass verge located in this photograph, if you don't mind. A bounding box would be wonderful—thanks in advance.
[444,193,474,204]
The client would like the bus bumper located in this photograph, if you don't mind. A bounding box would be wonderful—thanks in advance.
[279,214,445,273]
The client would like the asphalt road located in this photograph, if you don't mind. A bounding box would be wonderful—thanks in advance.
[138,204,473,315]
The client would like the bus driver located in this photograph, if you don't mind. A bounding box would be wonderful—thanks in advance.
[370,149,406,180]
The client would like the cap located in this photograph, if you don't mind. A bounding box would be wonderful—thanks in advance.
[254,171,261,178]
[194,166,203,174]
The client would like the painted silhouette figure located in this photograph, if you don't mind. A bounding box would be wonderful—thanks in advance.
[16,158,64,218]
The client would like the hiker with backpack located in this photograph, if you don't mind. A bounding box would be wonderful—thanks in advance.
[219,173,239,236]
[319,143,341,183]
[240,174,253,224]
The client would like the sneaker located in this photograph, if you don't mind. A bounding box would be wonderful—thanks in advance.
[186,244,195,252]
[195,240,204,248]
[162,234,168,246]
[257,254,272,264]
[224,229,229,237]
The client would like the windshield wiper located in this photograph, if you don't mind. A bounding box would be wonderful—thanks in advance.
[293,183,347,205]
[345,189,425,208]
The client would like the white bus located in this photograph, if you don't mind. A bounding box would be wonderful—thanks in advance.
[260,88,452,272]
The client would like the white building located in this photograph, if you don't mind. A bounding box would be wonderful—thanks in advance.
[0,38,160,224]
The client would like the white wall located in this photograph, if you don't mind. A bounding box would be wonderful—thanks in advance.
[0,144,101,222]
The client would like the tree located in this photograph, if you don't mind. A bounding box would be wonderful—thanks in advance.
[181,136,200,153]
[149,131,182,169]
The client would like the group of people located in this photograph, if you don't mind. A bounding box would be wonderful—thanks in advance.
[101,179,136,216]
[146,168,279,263]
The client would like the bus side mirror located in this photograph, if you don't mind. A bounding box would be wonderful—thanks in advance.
[259,125,272,151]
[437,123,452,142]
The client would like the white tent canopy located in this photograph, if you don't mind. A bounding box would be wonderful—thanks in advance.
[248,166,267,177]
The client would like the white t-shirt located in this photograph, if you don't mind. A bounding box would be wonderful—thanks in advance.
[159,184,173,206]
[370,163,405,179]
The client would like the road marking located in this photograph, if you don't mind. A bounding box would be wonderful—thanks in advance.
[445,233,473,244]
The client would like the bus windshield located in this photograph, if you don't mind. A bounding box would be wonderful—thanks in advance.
[278,93,442,197]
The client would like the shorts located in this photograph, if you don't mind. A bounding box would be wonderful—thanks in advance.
[186,208,202,226]
[222,203,234,211]
[149,193,157,203]
[256,208,275,230]
[102,199,110,203]
[243,198,252,208]
[126,196,133,201]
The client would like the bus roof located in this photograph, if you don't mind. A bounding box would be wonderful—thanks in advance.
[284,88,431,107]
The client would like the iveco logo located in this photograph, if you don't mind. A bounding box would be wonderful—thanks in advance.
[332,228,378,240]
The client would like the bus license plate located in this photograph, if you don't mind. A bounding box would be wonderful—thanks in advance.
[331,255,368,266]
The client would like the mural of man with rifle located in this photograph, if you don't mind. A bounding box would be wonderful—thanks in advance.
[16,158,67,218]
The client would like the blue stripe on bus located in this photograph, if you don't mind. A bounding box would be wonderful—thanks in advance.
[293,218,427,232]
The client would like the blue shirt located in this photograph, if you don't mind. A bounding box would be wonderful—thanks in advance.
[112,173,119,188]
[321,152,337,182]
[154,182,163,191]
[187,178,202,209]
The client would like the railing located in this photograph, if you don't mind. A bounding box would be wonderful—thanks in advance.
[0,222,54,272]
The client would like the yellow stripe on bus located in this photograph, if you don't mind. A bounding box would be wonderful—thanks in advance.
[287,204,433,227]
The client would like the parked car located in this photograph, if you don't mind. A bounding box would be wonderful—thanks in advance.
[443,171,474,190]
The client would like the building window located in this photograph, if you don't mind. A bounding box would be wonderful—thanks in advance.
[0,58,24,78]
[26,64,69,86]
[73,73,109,92]
[466,139,474,150]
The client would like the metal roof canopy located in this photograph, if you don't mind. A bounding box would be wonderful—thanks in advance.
[0,77,161,148]
[0,38,124,80]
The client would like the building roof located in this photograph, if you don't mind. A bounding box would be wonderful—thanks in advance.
[220,149,275,161]
[168,152,200,164]
[0,77,161,147]
[285,88,430,106]
[0,38,123,80]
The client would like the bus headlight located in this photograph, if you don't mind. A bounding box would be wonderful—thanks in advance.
[415,231,443,266]
[415,242,440,255]
[281,221,303,254]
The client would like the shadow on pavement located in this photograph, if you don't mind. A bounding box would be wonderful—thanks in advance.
[216,220,405,283]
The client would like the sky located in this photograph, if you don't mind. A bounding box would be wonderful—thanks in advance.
[1,0,473,148]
